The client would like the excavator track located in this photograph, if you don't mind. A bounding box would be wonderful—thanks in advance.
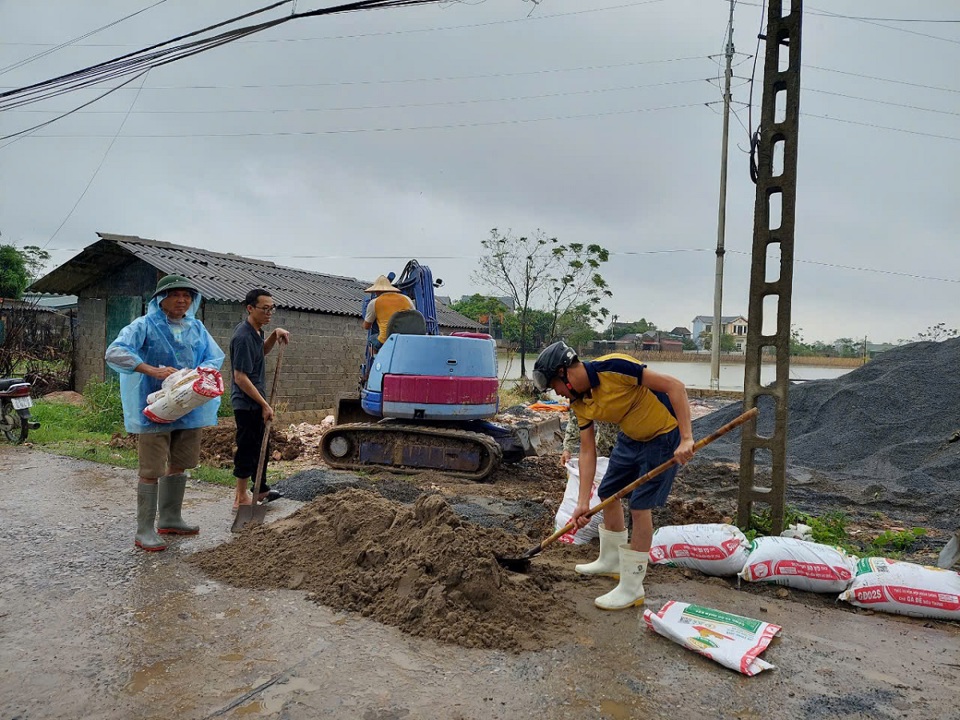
[320,422,503,482]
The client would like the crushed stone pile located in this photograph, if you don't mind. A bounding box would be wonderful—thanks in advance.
[691,338,960,527]
[188,490,579,652]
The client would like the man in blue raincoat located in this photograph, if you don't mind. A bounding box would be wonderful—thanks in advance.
[106,275,224,552]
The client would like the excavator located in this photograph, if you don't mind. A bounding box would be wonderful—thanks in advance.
[320,260,560,481]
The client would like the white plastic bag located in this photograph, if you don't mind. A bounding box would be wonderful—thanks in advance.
[650,524,750,576]
[838,557,960,620]
[643,601,781,676]
[143,367,223,424]
[738,536,857,593]
[554,457,609,545]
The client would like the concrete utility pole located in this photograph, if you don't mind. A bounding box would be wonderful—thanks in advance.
[737,0,803,535]
[710,0,736,390]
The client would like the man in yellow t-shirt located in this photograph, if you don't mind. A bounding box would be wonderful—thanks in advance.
[362,275,415,352]
[533,340,695,611]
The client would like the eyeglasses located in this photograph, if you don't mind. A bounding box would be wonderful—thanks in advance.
[256,305,276,314]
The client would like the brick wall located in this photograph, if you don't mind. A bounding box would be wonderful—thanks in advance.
[204,303,366,423]
[75,297,106,392]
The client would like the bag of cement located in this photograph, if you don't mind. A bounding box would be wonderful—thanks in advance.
[554,457,609,545]
[643,601,781,676]
[738,536,857,593]
[838,557,960,620]
[144,367,224,424]
[650,523,750,576]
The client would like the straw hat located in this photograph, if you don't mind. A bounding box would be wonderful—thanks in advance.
[365,275,400,293]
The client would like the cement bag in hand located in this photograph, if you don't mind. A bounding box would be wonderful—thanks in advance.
[554,457,609,545]
[650,523,750,576]
[838,557,960,621]
[643,601,781,677]
[738,536,857,593]
[143,367,223,424]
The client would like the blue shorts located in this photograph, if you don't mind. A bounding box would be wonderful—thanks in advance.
[597,428,680,511]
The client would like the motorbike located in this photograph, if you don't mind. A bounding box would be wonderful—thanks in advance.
[0,378,41,444]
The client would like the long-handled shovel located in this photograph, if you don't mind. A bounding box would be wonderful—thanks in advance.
[496,406,759,572]
[231,344,285,533]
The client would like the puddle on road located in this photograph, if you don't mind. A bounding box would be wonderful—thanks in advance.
[125,658,175,694]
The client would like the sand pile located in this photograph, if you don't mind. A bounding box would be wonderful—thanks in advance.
[188,490,580,651]
[691,338,960,526]
[198,425,303,467]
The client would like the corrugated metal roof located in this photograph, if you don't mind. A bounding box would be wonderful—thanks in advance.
[30,233,480,328]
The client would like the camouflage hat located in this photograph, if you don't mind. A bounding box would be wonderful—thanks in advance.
[153,274,199,298]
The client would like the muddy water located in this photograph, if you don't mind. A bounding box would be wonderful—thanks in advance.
[2,446,958,720]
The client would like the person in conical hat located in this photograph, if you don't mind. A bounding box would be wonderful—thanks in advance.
[362,275,414,352]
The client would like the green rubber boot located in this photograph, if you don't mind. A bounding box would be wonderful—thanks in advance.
[157,473,199,536]
[135,483,166,552]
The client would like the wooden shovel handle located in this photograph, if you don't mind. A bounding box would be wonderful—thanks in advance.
[251,343,285,500]
[535,406,758,553]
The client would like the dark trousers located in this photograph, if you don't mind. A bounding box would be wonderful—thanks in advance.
[233,408,269,489]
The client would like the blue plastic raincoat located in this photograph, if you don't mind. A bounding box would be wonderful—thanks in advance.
[105,291,225,434]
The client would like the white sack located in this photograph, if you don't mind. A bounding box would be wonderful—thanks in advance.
[738,536,857,593]
[838,557,960,621]
[554,457,609,545]
[143,367,223,424]
[650,523,750,576]
[643,601,781,676]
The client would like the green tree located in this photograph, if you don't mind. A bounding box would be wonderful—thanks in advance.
[0,245,31,299]
[449,294,511,333]
[543,242,612,340]
[555,303,600,354]
[701,332,736,352]
[474,228,611,376]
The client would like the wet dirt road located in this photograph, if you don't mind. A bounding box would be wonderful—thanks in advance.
[2,446,958,720]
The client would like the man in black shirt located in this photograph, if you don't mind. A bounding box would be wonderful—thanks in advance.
[230,288,290,510]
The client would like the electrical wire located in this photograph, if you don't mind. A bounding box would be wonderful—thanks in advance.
[6,76,709,116]
[0,1,465,113]
[9,100,712,138]
[0,0,170,76]
[40,71,150,250]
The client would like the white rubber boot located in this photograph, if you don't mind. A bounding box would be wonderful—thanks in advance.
[594,545,648,610]
[575,524,628,578]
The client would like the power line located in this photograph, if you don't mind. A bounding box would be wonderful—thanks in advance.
[4,77,709,116]
[41,72,150,250]
[726,250,960,284]
[804,87,960,118]
[0,55,707,92]
[801,113,960,143]
[0,0,170,76]
[4,100,712,138]
[804,64,960,95]
[0,0,668,49]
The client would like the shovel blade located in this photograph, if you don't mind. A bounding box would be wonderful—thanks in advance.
[231,503,268,533]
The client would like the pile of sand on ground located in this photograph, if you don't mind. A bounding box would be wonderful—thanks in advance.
[188,489,580,652]
[199,425,303,467]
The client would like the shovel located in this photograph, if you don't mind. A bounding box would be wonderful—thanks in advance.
[231,343,285,533]
[496,406,759,572]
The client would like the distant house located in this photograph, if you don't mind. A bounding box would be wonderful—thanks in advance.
[690,314,749,352]
[29,233,481,421]
[639,330,684,353]
[670,326,692,342]
[0,297,72,350]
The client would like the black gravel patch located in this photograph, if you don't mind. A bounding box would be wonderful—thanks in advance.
[690,338,960,529]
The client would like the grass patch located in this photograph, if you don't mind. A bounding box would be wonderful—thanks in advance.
[28,400,243,485]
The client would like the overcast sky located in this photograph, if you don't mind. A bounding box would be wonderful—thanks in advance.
[1,0,957,345]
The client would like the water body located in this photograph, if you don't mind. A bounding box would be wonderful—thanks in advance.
[496,351,854,391]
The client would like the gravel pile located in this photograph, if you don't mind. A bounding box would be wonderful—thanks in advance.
[691,338,960,526]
